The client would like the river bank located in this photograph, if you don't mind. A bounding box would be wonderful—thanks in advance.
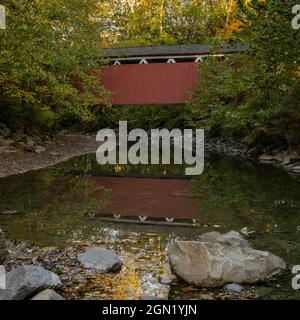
[0,229,289,300]
[0,129,299,179]
[0,133,97,178]
[205,137,300,177]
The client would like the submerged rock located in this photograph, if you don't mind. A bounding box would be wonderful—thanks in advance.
[168,231,286,288]
[0,265,61,300]
[77,247,123,272]
[31,289,65,300]
[0,230,8,264]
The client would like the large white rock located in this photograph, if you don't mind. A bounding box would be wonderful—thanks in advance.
[77,247,123,272]
[0,266,61,300]
[168,232,286,288]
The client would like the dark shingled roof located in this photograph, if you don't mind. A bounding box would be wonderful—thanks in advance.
[103,44,246,58]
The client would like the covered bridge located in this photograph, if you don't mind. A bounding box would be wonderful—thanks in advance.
[101,44,244,105]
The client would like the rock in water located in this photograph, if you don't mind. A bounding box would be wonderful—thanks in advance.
[31,289,65,300]
[0,265,61,300]
[200,231,249,247]
[0,230,8,264]
[168,231,286,288]
[77,247,123,272]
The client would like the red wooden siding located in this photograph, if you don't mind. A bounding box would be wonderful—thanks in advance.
[101,62,198,105]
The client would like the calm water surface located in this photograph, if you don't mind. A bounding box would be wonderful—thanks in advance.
[0,153,299,299]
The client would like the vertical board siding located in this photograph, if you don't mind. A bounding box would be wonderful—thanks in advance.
[101,62,198,105]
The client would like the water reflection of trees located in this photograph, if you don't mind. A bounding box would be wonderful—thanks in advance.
[58,154,187,178]
[0,169,110,245]
[190,155,300,230]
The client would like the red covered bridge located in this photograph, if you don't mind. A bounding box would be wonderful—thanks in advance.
[101,44,244,105]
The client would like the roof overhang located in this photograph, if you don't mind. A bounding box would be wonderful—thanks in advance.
[102,44,246,59]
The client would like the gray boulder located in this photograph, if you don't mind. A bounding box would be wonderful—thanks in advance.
[0,230,8,264]
[168,231,286,288]
[200,231,249,247]
[77,247,123,272]
[31,289,65,300]
[0,265,61,300]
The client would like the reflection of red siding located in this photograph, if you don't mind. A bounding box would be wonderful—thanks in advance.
[101,62,198,105]
[92,177,198,220]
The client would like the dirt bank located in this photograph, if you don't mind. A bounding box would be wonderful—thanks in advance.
[0,134,98,178]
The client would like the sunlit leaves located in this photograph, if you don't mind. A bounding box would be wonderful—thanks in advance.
[0,0,108,131]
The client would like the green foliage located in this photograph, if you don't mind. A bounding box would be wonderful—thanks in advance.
[192,0,300,147]
[0,0,108,132]
[98,0,237,46]
[104,105,191,130]
[1,0,299,144]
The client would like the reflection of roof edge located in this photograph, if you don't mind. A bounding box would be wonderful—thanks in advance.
[103,44,246,58]
[95,215,200,228]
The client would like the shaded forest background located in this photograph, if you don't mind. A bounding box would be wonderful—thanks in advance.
[0,0,299,148]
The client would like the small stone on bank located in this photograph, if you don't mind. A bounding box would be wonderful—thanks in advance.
[225,283,244,295]
[77,247,123,272]
[159,274,177,285]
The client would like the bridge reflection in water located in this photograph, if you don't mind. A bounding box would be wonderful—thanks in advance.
[92,176,199,226]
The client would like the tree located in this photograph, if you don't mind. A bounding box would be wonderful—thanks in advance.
[192,0,300,148]
[98,0,239,46]
[0,0,109,132]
